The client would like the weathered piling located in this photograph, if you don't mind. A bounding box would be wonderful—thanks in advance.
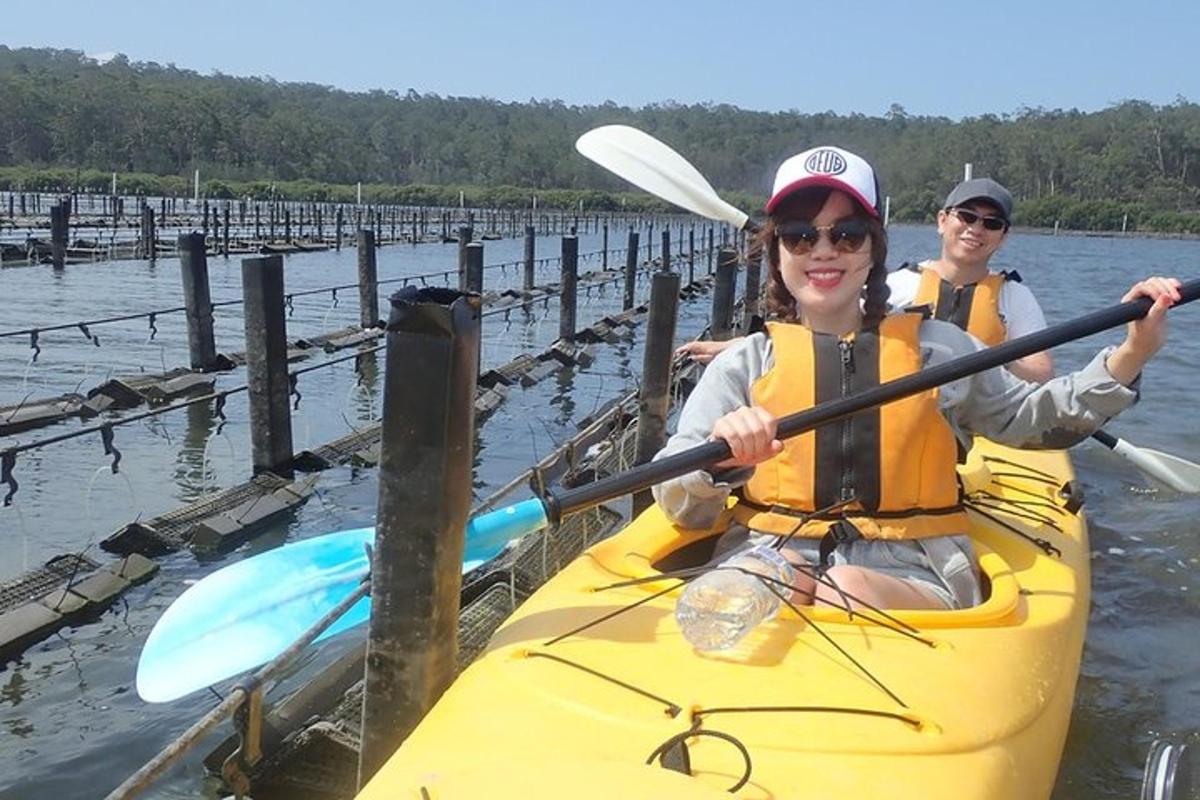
[688,228,695,285]
[457,226,474,292]
[222,206,231,256]
[523,225,535,291]
[632,271,681,514]
[559,235,578,342]
[357,230,379,327]
[357,287,481,788]
[711,247,738,340]
[50,202,68,270]
[623,230,639,311]
[241,255,293,477]
[660,229,671,273]
[335,207,344,251]
[178,233,219,371]
[743,245,762,334]
[602,223,609,269]
[463,242,484,295]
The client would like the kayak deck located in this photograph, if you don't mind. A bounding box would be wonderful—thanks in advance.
[357,440,1089,799]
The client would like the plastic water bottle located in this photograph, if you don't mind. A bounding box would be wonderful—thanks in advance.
[675,544,796,651]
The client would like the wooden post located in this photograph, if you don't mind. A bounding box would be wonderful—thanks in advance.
[632,271,681,514]
[623,230,639,311]
[336,207,344,251]
[358,287,480,788]
[222,206,230,256]
[559,235,578,342]
[241,255,293,477]
[50,202,67,270]
[708,227,715,273]
[464,241,484,295]
[457,226,474,291]
[688,227,695,285]
[742,244,763,334]
[523,224,535,291]
[178,232,219,370]
[712,247,738,341]
[145,206,157,261]
[602,222,609,269]
[357,229,379,327]
[660,229,670,272]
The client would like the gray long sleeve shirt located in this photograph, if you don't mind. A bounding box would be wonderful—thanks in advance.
[653,319,1139,530]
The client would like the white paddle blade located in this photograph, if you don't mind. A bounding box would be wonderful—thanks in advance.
[1112,439,1200,492]
[576,125,750,230]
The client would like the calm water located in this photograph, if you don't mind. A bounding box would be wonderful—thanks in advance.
[0,225,1196,799]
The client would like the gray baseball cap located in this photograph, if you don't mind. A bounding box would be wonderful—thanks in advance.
[943,178,1013,222]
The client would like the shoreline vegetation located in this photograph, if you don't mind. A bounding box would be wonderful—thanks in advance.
[3,46,1200,236]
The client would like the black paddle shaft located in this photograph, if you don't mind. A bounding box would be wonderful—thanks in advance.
[544,277,1200,522]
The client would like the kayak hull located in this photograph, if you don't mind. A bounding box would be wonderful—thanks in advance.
[358,440,1089,799]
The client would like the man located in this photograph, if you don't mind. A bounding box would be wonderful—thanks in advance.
[888,178,1053,382]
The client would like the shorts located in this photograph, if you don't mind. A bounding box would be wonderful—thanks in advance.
[711,526,982,610]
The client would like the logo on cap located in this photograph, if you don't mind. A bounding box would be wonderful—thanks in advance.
[804,149,847,176]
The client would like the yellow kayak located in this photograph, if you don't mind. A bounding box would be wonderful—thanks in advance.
[357,438,1089,799]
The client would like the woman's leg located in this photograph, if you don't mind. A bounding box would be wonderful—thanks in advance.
[814,565,949,611]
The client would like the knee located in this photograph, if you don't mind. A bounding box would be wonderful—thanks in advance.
[814,565,877,610]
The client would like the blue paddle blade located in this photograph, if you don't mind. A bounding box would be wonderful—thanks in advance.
[137,500,551,703]
[463,498,550,563]
[136,528,374,703]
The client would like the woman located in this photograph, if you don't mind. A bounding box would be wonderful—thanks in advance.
[652,145,1179,611]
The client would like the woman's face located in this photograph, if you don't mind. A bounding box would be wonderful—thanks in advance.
[777,190,873,322]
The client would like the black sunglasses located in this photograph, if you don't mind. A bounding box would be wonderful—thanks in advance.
[948,207,1008,232]
[776,218,871,255]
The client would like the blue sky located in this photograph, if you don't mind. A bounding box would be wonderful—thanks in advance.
[5,0,1198,119]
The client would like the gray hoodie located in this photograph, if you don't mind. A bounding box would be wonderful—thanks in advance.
[653,319,1138,530]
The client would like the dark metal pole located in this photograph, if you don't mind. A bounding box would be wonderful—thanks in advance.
[241,255,293,477]
[712,247,738,341]
[559,235,578,342]
[358,287,480,788]
[357,229,379,327]
[623,230,639,311]
[632,271,681,514]
[178,233,218,371]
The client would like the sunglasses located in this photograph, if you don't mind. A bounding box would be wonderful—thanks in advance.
[776,218,871,255]
[948,207,1008,232]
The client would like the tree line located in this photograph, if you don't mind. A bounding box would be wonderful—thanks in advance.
[2,46,1199,232]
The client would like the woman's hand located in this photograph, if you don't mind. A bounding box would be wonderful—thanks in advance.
[1105,276,1181,386]
[675,338,738,364]
[711,405,783,469]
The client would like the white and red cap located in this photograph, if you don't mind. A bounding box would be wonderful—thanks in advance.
[765,146,880,218]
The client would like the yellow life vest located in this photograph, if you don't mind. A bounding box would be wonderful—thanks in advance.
[733,314,967,540]
[909,265,1013,347]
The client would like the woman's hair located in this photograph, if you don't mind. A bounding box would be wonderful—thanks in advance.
[753,187,890,328]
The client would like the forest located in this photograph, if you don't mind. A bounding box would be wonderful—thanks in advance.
[3,46,1200,231]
